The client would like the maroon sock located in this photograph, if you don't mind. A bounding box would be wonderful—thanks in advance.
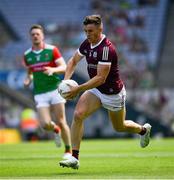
[139,126,146,135]
[72,150,79,160]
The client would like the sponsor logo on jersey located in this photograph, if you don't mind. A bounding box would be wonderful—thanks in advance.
[88,64,97,69]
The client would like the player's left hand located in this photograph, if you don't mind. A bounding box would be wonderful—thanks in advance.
[63,86,80,100]
[43,67,54,76]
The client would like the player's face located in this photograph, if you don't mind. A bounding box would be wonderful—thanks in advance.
[84,24,102,44]
[30,28,44,46]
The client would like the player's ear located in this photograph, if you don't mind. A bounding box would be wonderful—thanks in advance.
[98,23,103,33]
[100,23,103,31]
[41,33,45,41]
[98,26,103,33]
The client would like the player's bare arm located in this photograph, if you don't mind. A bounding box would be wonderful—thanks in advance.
[44,57,66,76]
[24,69,33,87]
[79,63,110,91]
[65,63,111,99]
[64,52,83,80]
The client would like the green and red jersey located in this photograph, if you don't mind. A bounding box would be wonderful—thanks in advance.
[23,44,62,94]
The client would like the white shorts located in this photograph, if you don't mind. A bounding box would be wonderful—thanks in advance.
[34,89,66,108]
[87,86,126,111]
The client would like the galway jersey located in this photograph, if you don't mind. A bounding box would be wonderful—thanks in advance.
[23,44,62,94]
[78,34,123,95]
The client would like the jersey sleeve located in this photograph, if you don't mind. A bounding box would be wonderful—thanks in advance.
[77,48,84,57]
[53,47,62,62]
[22,55,28,68]
[78,40,87,57]
[98,46,115,65]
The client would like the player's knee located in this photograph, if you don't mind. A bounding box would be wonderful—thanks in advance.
[43,122,52,130]
[58,120,66,129]
[74,110,85,122]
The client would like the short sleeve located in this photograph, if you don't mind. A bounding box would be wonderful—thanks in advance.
[78,40,88,56]
[22,55,28,67]
[53,47,62,60]
[98,46,114,65]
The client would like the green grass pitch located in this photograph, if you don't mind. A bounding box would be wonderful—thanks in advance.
[0,138,174,179]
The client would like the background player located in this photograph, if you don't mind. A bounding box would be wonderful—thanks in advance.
[23,24,71,159]
[59,15,151,169]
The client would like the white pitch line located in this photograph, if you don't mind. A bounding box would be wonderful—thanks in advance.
[1,152,174,160]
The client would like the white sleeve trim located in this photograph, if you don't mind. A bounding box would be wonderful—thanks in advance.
[98,61,111,65]
[77,49,85,57]
[55,57,64,64]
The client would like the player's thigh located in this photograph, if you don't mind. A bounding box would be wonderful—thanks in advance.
[52,103,66,122]
[108,107,126,129]
[37,107,51,124]
[75,91,102,118]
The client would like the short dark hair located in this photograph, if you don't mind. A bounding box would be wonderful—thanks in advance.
[30,24,44,33]
[83,15,102,26]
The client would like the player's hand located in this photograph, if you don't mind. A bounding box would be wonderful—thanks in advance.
[43,67,54,76]
[63,86,79,100]
[23,78,31,87]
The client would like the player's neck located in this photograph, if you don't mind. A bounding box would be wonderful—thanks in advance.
[90,34,105,49]
[91,34,103,46]
[91,36,102,46]
[32,42,44,50]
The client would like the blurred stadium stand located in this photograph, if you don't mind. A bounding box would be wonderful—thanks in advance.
[0,0,174,142]
[0,0,90,40]
[157,0,174,87]
[0,83,34,109]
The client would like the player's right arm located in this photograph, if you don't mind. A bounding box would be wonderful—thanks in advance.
[22,55,33,87]
[24,68,33,87]
[64,51,83,80]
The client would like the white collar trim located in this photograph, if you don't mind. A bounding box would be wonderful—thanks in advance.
[90,34,106,49]
[32,49,43,54]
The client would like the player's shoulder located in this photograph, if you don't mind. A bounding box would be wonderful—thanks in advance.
[45,44,56,50]
[24,48,32,55]
[103,37,113,47]
[81,39,89,46]
[103,37,117,52]
[79,39,90,53]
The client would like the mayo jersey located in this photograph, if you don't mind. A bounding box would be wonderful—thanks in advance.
[23,44,62,94]
[78,35,123,94]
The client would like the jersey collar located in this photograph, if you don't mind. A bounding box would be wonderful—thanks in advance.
[32,43,45,54]
[90,34,106,49]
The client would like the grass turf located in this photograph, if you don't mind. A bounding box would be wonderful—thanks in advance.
[0,138,174,179]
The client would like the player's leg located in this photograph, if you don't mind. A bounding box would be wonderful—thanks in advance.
[100,86,151,148]
[108,107,151,147]
[108,107,143,133]
[59,91,102,169]
[34,92,61,145]
[37,107,60,132]
[71,91,101,150]
[52,103,71,158]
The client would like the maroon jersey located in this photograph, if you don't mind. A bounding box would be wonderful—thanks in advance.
[78,35,123,94]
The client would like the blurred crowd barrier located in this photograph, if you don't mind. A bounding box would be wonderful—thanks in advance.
[0,129,21,144]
